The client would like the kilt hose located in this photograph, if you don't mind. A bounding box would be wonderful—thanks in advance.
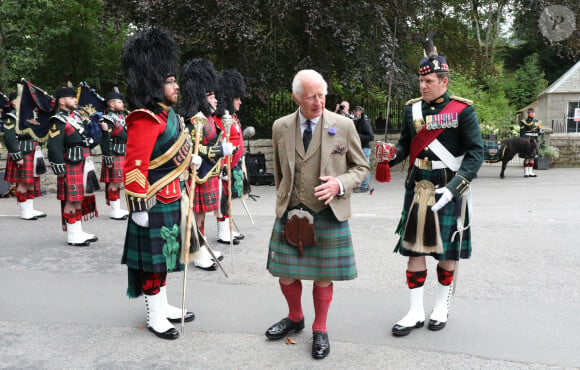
[122,195,184,298]
[267,207,357,281]
[394,168,471,261]
[4,150,40,189]
[100,155,125,184]
[193,176,219,213]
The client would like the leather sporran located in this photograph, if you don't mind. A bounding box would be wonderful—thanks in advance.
[281,209,317,257]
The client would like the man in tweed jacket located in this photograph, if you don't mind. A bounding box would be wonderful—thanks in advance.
[264,69,369,359]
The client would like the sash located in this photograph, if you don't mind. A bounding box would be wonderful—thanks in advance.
[408,100,467,169]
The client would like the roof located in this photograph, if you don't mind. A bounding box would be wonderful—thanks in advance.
[539,60,580,96]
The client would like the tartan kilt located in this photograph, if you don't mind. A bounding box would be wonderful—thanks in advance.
[267,207,357,281]
[194,176,219,213]
[122,196,184,275]
[394,168,472,261]
[57,161,85,202]
[5,150,37,184]
[100,155,125,183]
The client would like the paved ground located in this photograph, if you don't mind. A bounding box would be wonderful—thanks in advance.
[0,164,578,369]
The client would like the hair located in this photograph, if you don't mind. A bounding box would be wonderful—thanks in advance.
[436,71,450,82]
[179,58,217,118]
[121,28,180,113]
[291,69,328,100]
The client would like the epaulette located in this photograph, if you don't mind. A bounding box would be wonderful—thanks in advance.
[450,96,473,106]
[405,97,422,106]
[50,113,67,124]
[126,109,161,126]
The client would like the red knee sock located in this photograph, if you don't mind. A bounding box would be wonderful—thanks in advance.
[63,212,76,224]
[27,191,35,200]
[108,188,120,201]
[280,280,303,322]
[406,269,427,289]
[312,283,333,332]
[16,191,28,203]
[437,266,454,286]
[140,271,167,295]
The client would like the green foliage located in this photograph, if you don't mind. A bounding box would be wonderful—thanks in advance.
[504,53,548,109]
[450,70,516,138]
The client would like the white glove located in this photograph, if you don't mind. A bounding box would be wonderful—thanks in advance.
[431,187,453,212]
[191,154,202,167]
[131,211,149,227]
[222,142,235,157]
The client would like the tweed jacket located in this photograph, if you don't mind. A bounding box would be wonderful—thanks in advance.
[272,108,369,221]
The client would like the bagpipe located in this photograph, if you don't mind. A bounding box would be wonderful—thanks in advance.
[76,82,106,146]
[374,142,396,182]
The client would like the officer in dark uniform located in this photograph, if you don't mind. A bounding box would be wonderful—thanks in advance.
[3,90,47,220]
[99,89,130,219]
[388,36,483,337]
[519,108,542,177]
[47,86,99,246]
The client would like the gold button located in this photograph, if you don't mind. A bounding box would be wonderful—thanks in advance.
[430,107,435,110]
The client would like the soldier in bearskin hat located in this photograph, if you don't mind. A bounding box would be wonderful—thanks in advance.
[99,88,130,220]
[47,86,99,246]
[213,69,247,245]
[388,32,483,336]
[3,89,47,220]
[179,58,236,271]
[120,27,195,340]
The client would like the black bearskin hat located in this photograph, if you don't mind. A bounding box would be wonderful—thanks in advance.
[179,58,218,118]
[215,70,246,117]
[121,28,180,113]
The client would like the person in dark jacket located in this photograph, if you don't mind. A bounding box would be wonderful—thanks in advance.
[352,106,374,193]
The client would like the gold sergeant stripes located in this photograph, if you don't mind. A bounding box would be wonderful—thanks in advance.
[125,168,147,188]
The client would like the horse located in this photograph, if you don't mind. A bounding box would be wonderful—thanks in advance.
[483,137,538,178]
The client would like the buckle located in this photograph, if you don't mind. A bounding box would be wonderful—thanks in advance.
[416,158,432,171]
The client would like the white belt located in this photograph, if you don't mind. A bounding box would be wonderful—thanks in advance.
[414,158,447,170]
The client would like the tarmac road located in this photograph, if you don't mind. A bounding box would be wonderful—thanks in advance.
[0,164,578,369]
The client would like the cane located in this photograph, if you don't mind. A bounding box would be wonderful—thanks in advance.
[221,111,235,273]
[181,113,203,333]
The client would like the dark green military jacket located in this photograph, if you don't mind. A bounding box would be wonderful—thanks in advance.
[47,109,90,175]
[520,118,542,137]
[390,91,484,198]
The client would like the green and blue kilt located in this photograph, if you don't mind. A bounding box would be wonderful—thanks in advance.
[99,155,125,183]
[395,168,471,261]
[194,176,219,213]
[122,190,183,298]
[267,207,357,281]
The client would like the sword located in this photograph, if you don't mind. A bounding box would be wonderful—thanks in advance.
[222,110,235,273]
[450,193,469,295]
[240,199,255,225]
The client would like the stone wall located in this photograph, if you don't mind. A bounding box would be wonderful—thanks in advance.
[549,134,580,167]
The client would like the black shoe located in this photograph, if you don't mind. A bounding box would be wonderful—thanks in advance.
[34,212,47,218]
[529,173,537,178]
[21,216,38,221]
[312,331,330,359]
[217,238,240,245]
[392,320,424,337]
[195,263,217,271]
[264,317,305,340]
[111,215,129,220]
[67,240,91,247]
[148,326,180,340]
[168,311,195,323]
[86,236,98,242]
[428,319,446,331]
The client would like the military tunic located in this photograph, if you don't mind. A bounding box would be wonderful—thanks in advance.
[3,109,42,195]
[390,92,483,260]
[519,118,542,159]
[100,110,127,184]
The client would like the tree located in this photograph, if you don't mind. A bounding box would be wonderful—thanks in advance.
[504,53,548,109]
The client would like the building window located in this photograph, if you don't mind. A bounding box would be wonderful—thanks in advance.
[568,101,580,133]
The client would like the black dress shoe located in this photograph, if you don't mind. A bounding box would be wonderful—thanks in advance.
[148,326,180,340]
[312,331,330,359]
[111,215,129,220]
[195,263,217,271]
[428,319,446,331]
[168,311,195,323]
[392,320,424,337]
[233,232,245,240]
[35,212,47,218]
[68,240,91,247]
[264,317,305,340]
[217,238,240,245]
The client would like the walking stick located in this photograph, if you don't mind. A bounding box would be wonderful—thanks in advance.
[384,18,397,142]
[221,111,235,273]
[181,113,203,333]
